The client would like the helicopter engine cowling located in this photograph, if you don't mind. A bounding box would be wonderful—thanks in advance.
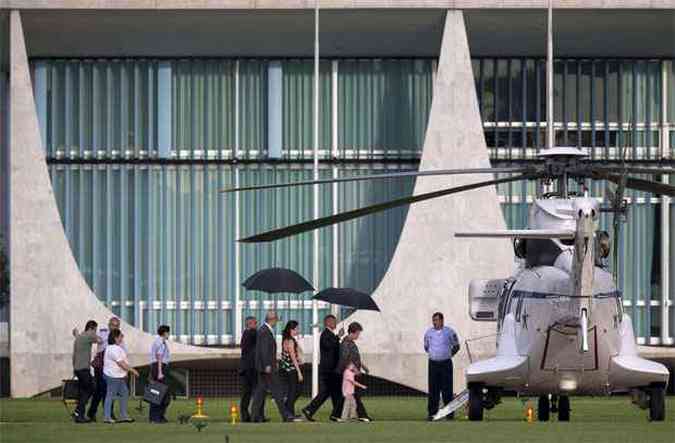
[468,279,509,321]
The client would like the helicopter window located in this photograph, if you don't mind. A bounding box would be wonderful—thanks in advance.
[560,238,575,246]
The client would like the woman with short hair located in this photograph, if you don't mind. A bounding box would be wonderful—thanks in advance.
[103,329,138,424]
[280,320,303,418]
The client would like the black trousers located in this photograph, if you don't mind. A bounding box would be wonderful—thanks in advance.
[87,367,108,419]
[240,368,264,422]
[149,363,171,422]
[304,372,342,418]
[250,372,291,422]
[74,369,94,418]
[427,359,454,417]
[281,370,300,416]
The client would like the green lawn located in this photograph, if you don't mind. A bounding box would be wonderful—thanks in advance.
[1,396,673,443]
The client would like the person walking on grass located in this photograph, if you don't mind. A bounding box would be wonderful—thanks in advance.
[240,316,266,423]
[149,325,171,424]
[302,314,343,422]
[340,362,367,422]
[336,321,372,422]
[280,320,304,418]
[103,329,138,424]
[72,320,102,423]
[86,316,122,421]
[250,311,302,423]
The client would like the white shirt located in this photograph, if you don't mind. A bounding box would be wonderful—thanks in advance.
[150,336,170,364]
[104,344,129,378]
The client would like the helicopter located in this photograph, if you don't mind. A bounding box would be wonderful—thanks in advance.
[224,146,674,422]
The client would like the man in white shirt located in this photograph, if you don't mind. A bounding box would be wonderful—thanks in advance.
[149,325,172,424]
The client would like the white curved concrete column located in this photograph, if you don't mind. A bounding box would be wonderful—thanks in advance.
[345,10,513,393]
[9,11,228,398]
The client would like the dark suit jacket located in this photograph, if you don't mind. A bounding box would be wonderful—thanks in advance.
[254,324,277,373]
[319,329,340,374]
[240,328,257,372]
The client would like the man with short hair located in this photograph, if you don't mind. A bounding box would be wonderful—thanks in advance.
[239,316,264,422]
[149,324,172,424]
[336,322,372,422]
[424,312,460,421]
[72,320,102,423]
[302,314,343,422]
[250,311,300,423]
[87,316,121,421]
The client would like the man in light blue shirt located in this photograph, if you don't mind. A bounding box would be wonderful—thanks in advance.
[149,325,171,424]
[423,312,460,421]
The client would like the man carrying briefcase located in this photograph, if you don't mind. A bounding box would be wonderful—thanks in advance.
[149,325,172,424]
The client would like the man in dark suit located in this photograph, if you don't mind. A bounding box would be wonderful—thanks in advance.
[239,316,264,422]
[301,314,343,422]
[250,311,300,423]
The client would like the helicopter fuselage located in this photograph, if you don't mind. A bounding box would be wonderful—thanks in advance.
[463,197,669,398]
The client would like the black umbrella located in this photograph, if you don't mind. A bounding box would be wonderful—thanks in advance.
[313,288,380,311]
[242,267,314,294]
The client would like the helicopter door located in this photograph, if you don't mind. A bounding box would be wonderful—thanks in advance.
[468,279,506,321]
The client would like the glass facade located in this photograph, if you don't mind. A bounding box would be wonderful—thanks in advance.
[34,57,674,345]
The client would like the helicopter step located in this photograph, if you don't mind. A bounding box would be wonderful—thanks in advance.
[432,389,470,421]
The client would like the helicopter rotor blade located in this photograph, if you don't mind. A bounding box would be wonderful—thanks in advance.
[221,166,534,193]
[592,166,675,176]
[239,174,537,243]
[600,173,675,197]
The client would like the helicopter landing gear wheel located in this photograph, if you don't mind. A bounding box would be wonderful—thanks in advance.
[468,383,484,421]
[649,384,666,422]
[537,395,550,422]
[558,395,570,421]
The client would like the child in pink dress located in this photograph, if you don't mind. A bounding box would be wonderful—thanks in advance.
[341,362,367,421]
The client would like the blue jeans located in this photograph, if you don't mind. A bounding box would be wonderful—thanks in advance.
[104,376,129,421]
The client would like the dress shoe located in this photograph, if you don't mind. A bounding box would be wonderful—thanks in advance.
[301,408,315,422]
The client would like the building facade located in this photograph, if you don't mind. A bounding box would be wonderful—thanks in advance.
[0,2,673,397]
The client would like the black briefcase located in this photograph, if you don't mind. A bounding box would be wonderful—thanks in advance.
[143,380,168,406]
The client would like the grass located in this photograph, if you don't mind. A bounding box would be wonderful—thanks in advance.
[0,396,673,443]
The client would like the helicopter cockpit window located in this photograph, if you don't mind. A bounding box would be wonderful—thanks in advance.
[525,239,563,267]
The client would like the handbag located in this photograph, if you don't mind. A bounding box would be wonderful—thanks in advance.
[62,379,80,403]
[91,351,104,370]
[143,380,168,406]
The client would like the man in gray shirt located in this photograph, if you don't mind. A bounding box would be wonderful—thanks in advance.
[72,320,101,423]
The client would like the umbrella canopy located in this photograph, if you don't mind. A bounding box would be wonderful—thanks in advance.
[313,288,380,311]
[242,267,314,294]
